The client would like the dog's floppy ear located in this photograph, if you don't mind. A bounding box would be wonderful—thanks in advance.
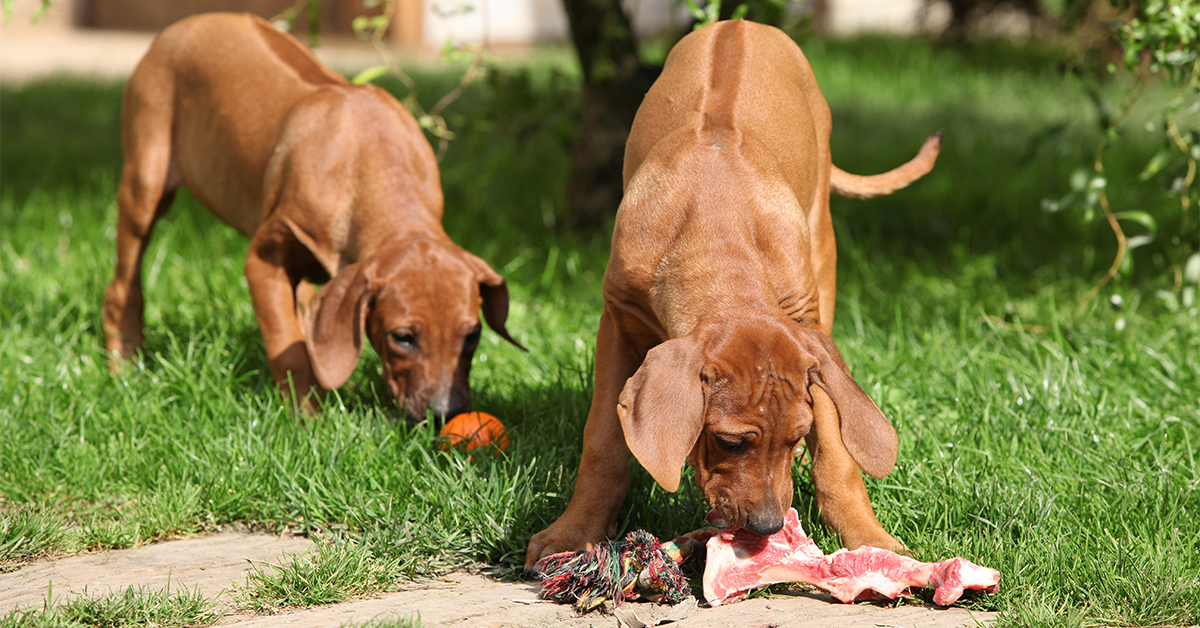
[617,336,708,492]
[798,328,897,479]
[305,261,374,390]
[462,252,526,351]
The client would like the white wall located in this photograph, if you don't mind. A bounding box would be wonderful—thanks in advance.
[421,0,567,47]
[826,0,926,34]
[420,0,691,48]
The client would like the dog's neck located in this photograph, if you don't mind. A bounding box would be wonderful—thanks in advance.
[355,223,448,260]
[651,260,822,341]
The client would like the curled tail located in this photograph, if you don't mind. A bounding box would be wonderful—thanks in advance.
[830,132,942,199]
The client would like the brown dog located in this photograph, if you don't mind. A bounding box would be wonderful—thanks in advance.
[103,13,522,419]
[526,20,939,567]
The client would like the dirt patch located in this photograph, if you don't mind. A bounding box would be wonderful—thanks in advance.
[0,532,998,627]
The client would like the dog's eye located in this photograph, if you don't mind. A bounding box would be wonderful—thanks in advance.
[389,332,418,351]
[713,435,744,452]
[464,325,482,348]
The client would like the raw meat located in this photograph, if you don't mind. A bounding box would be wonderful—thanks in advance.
[703,508,1000,606]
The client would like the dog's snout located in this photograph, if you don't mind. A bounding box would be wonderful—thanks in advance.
[433,405,467,423]
[426,399,468,426]
[743,515,785,537]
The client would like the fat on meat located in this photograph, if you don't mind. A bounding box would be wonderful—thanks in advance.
[703,508,1000,606]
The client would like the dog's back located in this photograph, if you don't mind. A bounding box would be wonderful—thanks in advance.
[610,21,830,338]
[622,20,831,202]
[123,13,349,234]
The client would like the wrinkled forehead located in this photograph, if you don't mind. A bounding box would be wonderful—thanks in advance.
[705,322,809,412]
[707,318,810,372]
[371,252,482,325]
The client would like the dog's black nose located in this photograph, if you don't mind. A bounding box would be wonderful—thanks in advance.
[744,516,785,537]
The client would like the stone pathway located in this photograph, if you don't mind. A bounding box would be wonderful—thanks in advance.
[1,531,997,627]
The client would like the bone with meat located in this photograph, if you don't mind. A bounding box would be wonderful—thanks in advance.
[703,509,1000,607]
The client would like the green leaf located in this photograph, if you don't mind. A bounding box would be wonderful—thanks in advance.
[1156,289,1180,312]
[351,65,391,85]
[1139,150,1173,180]
[683,0,706,21]
[731,4,749,20]
[1114,210,1158,232]
[1126,234,1154,250]
[1070,168,1090,192]
[1045,191,1079,213]
[306,0,321,47]
[1184,253,1200,283]
[30,0,49,22]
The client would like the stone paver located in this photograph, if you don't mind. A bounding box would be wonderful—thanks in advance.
[0,531,315,613]
[1,532,997,627]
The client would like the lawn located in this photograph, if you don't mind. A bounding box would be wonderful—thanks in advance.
[2,35,1198,627]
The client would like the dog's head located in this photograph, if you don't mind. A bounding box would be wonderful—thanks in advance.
[617,315,895,536]
[304,240,523,422]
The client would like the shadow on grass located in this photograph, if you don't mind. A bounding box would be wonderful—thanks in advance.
[6,42,1163,290]
[136,314,270,389]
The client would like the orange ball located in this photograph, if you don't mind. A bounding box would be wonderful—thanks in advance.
[439,411,509,453]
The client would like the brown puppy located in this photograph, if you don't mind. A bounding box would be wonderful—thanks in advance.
[526,20,939,567]
[103,13,522,419]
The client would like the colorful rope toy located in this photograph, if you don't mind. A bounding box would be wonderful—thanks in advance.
[534,516,723,612]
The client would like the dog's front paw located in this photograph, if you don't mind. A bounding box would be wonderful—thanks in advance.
[105,337,139,373]
[523,518,609,574]
[842,529,910,557]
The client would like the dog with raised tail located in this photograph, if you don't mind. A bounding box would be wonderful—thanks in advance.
[527,19,939,568]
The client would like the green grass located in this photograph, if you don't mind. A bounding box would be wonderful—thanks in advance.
[0,505,67,570]
[0,584,218,627]
[1,35,1197,627]
[346,615,422,628]
[235,540,399,611]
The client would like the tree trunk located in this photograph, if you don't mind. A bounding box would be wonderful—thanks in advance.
[561,0,661,230]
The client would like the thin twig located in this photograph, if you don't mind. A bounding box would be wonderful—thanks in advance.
[1075,191,1129,317]
[360,0,488,160]
[1166,57,1199,241]
[430,50,486,116]
[268,0,313,34]
[1074,60,1153,317]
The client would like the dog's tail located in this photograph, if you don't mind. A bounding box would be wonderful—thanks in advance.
[830,132,942,199]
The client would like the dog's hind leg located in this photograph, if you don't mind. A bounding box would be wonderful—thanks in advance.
[104,62,180,370]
